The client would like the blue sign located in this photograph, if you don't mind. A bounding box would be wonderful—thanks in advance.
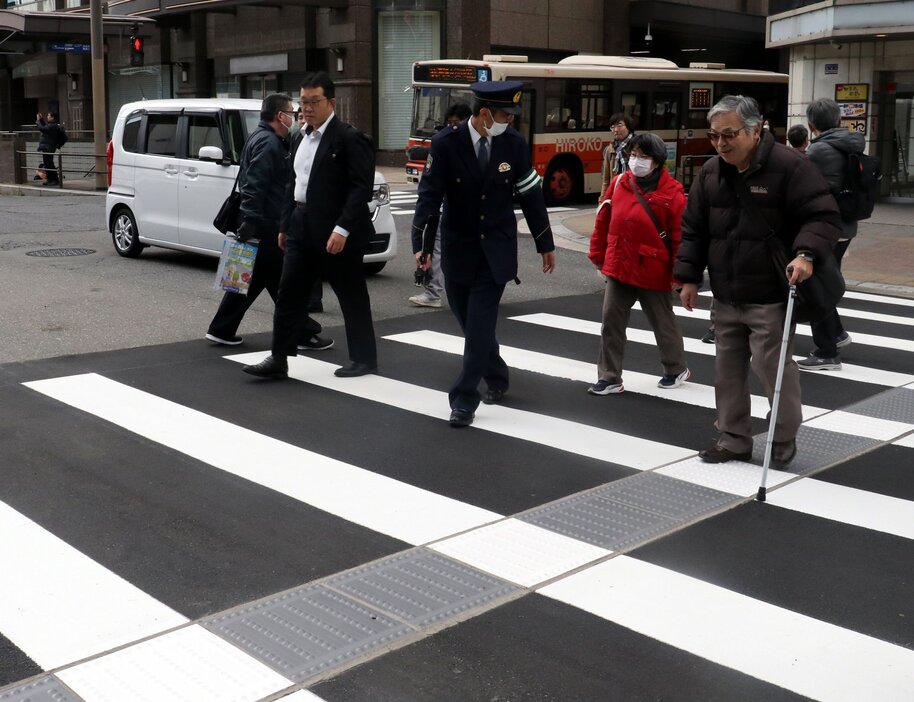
[825,63,838,75]
[49,42,91,53]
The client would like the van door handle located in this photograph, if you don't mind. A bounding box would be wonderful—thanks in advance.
[164,166,179,175]
[183,169,199,178]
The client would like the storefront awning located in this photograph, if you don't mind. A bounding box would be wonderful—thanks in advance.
[0,9,154,41]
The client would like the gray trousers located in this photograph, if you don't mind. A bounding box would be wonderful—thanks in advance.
[713,300,802,453]
[597,277,686,383]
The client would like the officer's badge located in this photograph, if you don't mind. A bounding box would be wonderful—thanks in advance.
[498,162,511,173]
[512,91,521,104]
[425,154,433,174]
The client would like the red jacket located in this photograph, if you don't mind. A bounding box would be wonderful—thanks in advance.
[588,169,686,292]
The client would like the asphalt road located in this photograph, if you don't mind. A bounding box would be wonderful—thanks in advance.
[0,190,602,365]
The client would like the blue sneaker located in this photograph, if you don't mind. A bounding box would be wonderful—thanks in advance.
[657,368,690,389]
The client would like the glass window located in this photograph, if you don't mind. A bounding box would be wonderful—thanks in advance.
[411,87,473,137]
[620,92,646,130]
[224,110,259,165]
[187,114,222,159]
[122,112,142,153]
[651,93,681,130]
[145,114,179,156]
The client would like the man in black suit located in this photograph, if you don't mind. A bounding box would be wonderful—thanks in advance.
[411,81,556,427]
[243,72,378,380]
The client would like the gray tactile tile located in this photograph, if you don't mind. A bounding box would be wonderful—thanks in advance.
[844,387,914,423]
[0,676,82,702]
[204,584,412,682]
[593,473,735,519]
[325,549,520,628]
[753,426,880,476]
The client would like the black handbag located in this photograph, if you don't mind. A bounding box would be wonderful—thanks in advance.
[732,178,845,324]
[213,168,242,234]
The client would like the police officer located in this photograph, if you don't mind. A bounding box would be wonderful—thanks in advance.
[411,80,556,427]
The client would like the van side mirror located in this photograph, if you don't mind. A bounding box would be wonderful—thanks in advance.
[198,145,225,162]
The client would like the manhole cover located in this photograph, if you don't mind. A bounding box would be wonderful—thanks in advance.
[26,248,96,257]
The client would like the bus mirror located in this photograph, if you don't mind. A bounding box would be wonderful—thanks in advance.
[408,145,429,162]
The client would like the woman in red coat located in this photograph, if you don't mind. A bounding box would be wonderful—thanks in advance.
[587,132,690,395]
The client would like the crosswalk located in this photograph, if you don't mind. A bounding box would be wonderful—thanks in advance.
[388,189,577,216]
[2,291,913,701]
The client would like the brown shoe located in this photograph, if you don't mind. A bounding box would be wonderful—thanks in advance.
[699,444,752,463]
[772,439,797,466]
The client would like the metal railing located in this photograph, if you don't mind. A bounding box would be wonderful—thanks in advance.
[678,154,714,191]
[15,146,108,190]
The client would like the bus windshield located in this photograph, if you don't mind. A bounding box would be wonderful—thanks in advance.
[412,87,474,137]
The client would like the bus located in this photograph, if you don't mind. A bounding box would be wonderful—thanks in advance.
[405,55,788,204]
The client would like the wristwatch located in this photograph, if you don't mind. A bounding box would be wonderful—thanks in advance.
[797,251,814,262]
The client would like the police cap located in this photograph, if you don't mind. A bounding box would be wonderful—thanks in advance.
[470,80,524,115]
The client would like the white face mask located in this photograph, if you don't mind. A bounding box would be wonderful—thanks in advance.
[484,111,509,137]
[629,156,655,178]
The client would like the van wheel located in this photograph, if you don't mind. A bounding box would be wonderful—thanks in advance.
[544,159,582,205]
[363,262,386,275]
[112,208,143,258]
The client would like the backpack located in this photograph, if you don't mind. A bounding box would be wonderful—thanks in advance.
[56,127,68,149]
[832,143,881,221]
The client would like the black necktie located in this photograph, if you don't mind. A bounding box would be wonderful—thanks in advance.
[478,137,489,172]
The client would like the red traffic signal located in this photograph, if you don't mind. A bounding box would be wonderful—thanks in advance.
[132,37,143,53]
[129,34,144,66]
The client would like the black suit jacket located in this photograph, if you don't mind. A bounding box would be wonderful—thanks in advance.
[281,116,375,250]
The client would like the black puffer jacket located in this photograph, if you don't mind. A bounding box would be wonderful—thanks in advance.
[674,131,841,305]
[36,118,63,152]
[238,121,291,230]
[807,126,866,238]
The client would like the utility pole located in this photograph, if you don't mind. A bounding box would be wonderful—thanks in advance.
[89,0,106,190]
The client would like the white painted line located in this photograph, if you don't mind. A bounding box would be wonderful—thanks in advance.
[430,518,611,588]
[383,330,829,422]
[24,374,500,546]
[895,433,914,449]
[541,555,914,701]
[766,478,914,541]
[803,410,914,442]
[656,456,793,497]
[224,353,696,471]
[0,499,187,670]
[58,625,291,702]
[510,312,914,387]
[843,289,914,307]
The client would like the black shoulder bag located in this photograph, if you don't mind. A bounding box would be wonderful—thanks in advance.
[213,167,242,235]
[731,177,844,324]
[630,177,674,258]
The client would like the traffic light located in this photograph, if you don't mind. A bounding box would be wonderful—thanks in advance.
[129,33,144,67]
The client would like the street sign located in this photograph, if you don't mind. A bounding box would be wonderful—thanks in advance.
[49,42,91,53]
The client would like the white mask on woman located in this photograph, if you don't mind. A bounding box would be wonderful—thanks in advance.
[629,156,655,178]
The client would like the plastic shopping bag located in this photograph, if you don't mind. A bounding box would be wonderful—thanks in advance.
[214,237,258,296]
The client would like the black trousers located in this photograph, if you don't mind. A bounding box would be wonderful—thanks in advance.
[41,151,58,182]
[810,239,851,357]
[272,209,376,364]
[208,232,320,341]
[445,255,509,412]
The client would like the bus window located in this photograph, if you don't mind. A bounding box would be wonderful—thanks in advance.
[412,87,473,137]
[544,79,568,131]
[580,83,611,130]
[621,92,646,129]
[652,93,681,130]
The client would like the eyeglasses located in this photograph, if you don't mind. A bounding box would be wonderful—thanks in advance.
[707,128,747,142]
[279,110,295,119]
[300,98,328,108]
[610,123,626,130]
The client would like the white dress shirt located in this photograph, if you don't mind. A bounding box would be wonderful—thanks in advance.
[293,112,348,238]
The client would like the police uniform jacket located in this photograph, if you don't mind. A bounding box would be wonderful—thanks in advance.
[412,121,554,286]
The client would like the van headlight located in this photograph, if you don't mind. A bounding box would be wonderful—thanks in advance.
[372,182,390,206]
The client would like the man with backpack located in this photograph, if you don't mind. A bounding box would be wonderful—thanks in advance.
[798,97,871,371]
[36,111,66,186]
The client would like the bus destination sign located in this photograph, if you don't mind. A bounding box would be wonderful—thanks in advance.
[414,64,492,84]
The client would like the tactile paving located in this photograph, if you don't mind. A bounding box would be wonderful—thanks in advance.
[204,584,413,682]
[0,676,82,702]
[844,387,914,424]
[753,426,880,476]
[325,549,520,628]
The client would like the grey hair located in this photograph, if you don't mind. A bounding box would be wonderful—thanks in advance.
[707,95,762,131]
[806,97,841,132]
[630,133,667,165]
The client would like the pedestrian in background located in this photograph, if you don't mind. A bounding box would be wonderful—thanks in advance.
[243,71,378,380]
[409,102,472,309]
[206,93,330,351]
[588,132,690,395]
[36,111,64,186]
[599,113,634,202]
[797,97,865,372]
[787,124,809,153]
[411,80,556,427]
[675,94,840,467]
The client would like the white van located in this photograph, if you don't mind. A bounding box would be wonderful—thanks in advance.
[105,98,397,274]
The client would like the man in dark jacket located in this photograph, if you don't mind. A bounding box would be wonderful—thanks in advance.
[797,97,866,371]
[36,111,64,185]
[675,95,840,466]
[206,93,328,350]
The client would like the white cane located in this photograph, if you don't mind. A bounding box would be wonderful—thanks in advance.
[757,272,798,502]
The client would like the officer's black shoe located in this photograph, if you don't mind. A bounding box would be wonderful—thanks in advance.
[242,355,288,379]
[483,388,507,405]
[334,362,377,378]
[449,409,474,427]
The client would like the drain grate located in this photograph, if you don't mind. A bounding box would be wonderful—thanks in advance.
[26,248,96,257]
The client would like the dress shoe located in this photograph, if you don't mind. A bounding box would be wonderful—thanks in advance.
[334,362,377,378]
[772,439,797,466]
[297,334,334,351]
[449,409,474,427]
[242,355,288,379]
[482,388,507,405]
[699,444,752,463]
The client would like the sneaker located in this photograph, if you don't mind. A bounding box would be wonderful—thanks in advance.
[297,334,334,351]
[797,353,841,371]
[588,380,624,395]
[205,332,243,346]
[657,368,691,389]
[835,332,852,349]
[701,329,715,344]
[408,293,442,308]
